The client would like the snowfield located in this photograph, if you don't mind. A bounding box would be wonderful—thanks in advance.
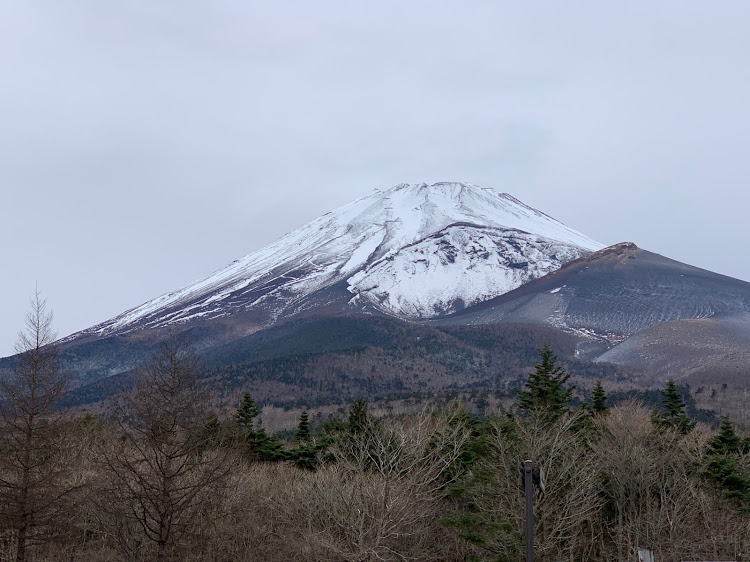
[82,182,603,336]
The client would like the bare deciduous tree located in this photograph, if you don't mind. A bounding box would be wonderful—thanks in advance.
[292,410,470,561]
[97,335,230,561]
[466,409,604,561]
[0,289,77,562]
[592,401,743,562]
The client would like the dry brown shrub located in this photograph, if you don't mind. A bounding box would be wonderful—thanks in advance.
[467,409,603,561]
[145,410,472,562]
[592,401,750,562]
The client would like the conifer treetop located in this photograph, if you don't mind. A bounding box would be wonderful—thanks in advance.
[517,342,575,421]
[591,380,608,415]
[652,379,695,434]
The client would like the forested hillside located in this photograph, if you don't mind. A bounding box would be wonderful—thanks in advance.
[60,316,641,412]
[1,296,749,561]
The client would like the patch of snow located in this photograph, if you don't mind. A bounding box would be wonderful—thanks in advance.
[82,182,603,336]
[348,226,587,318]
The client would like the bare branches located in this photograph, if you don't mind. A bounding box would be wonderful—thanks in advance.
[97,335,230,561]
[299,411,470,561]
[0,289,75,562]
[3,289,65,423]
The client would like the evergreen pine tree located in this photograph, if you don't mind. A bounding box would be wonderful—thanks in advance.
[234,391,285,461]
[320,414,347,438]
[703,415,750,509]
[236,391,260,434]
[254,427,286,462]
[517,342,575,421]
[662,379,686,416]
[199,412,223,452]
[590,380,609,415]
[444,402,489,490]
[348,398,370,435]
[290,409,320,470]
[710,415,741,455]
[653,379,695,434]
[296,409,312,444]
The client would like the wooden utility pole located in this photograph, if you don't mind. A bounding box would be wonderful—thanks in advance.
[524,459,534,562]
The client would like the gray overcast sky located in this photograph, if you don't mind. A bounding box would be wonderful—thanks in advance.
[2,1,750,356]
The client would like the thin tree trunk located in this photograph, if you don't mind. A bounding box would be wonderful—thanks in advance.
[17,417,34,562]
[16,519,27,562]
[617,504,623,562]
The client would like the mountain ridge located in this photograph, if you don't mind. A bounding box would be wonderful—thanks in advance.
[5,182,750,418]
[441,241,750,381]
[67,182,600,339]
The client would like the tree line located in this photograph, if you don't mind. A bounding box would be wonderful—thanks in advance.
[0,293,749,561]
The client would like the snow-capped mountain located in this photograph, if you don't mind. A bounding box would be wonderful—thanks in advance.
[80,182,602,337]
[30,182,750,407]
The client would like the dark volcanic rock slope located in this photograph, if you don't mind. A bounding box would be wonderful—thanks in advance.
[595,312,750,385]
[441,243,750,381]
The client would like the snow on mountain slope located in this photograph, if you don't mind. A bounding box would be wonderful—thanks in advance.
[348,224,592,318]
[82,182,603,336]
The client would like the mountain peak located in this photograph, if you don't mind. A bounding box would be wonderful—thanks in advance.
[75,182,602,337]
[575,242,640,266]
[378,181,517,201]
